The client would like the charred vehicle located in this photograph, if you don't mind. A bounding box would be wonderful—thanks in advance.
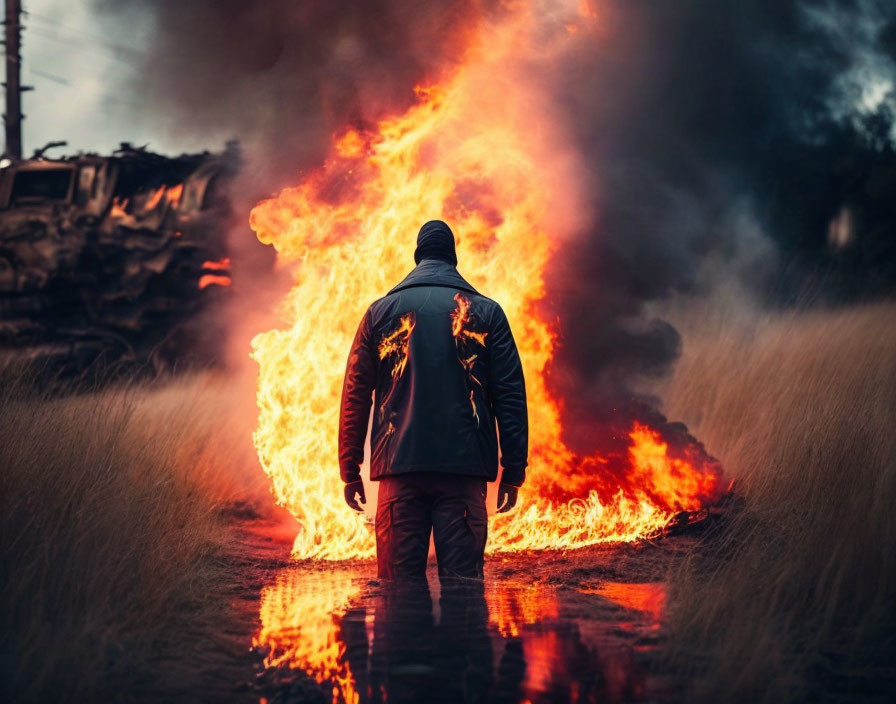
[0,143,239,376]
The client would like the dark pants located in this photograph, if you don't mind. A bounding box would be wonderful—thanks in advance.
[375,473,488,580]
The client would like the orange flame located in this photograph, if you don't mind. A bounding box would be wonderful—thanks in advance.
[202,257,231,271]
[199,274,232,289]
[628,423,719,512]
[142,184,183,211]
[450,293,488,347]
[451,293,488,424]
[377,312,416,379]
[144,185,166,210]
[249,2,721,559]
[109,196,128,218]
[165,183,184,208]
[199,258,232,289]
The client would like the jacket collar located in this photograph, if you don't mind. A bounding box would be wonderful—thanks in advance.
[388,259,479,296]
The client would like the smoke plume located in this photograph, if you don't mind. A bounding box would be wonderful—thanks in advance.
[93,0,896,454]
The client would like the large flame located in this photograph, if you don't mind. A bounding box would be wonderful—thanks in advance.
[250,2,722,559]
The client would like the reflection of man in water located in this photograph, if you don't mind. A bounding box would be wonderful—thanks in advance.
[341,581,504,704]
[339,220,529,579]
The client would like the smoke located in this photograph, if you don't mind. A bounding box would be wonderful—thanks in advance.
[89,0,488,376]
[535,0,896,452]
[91,0,476,193]
[92,0,896,455]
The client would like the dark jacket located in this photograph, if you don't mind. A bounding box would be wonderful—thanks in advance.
[339,259,528,487]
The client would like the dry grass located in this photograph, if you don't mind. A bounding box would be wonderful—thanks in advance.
[0,371,267,702]
[659,301,896,702]
[5,303,894,703]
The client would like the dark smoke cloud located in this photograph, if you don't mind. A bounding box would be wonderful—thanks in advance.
[538,0,896,452]
[93,0,896,456]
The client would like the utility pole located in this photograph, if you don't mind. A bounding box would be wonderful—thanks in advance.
[4,0,22,159]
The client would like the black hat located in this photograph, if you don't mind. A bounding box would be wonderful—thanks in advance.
[414,220,457,266]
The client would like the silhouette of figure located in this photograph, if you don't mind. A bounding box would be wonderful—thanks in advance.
[339,220,528,580]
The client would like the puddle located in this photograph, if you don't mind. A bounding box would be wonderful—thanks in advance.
[253,563,670,703]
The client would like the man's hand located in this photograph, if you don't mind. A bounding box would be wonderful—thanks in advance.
[496,483,518,513]
[344,480,367,512]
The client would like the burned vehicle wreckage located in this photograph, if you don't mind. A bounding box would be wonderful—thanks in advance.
[0,143,239,378]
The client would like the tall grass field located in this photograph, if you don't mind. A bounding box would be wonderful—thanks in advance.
[2,301,893,702]
[661,301,896,702]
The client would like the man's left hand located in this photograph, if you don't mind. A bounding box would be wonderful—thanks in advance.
[496,484,518,513]
[344,480,367,512]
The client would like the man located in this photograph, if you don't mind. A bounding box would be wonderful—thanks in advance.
[339,219,528,580]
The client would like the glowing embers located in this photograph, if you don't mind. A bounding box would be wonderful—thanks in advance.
[110,183,185,217]
[198,257,232,289]
[451,293,488,425]
[144,182,183,210]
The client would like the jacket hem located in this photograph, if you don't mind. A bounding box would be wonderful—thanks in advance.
[371,463,498,482]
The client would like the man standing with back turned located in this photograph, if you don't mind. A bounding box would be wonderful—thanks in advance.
[339,220,528,580]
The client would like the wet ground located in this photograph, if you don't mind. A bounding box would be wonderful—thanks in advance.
[238,524,696,704]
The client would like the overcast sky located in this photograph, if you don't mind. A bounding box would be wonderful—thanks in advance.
[18,0,211,157]
[16,0,895,159]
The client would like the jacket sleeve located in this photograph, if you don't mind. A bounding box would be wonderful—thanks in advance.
[487,304,528,487]
[339,307,377,484]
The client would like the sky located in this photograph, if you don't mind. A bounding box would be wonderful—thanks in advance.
[19,0,214,156]
[18,1,895,159]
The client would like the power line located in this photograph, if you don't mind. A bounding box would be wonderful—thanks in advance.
[24,8,145,59]
[27,65,68,85]
[25,24,143,69]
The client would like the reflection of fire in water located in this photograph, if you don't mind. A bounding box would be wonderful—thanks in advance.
[250,1,724,560]
[584,581,666,627]
[254,569,362,702]
[487,581,559,638]
[254,567,667,704]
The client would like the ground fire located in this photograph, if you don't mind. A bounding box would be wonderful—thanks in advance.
[249,4,725,559]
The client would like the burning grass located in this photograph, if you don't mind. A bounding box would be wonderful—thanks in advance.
[0,371,268,702]
[659,301,896,702]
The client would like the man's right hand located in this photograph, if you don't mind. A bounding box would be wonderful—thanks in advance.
[344,480,367,512]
